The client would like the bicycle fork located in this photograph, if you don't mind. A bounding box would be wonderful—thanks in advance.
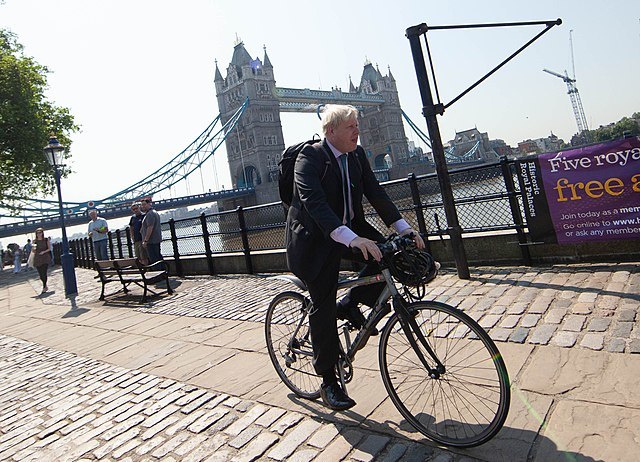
[336,326,353,393]
[394,296,446,378]
[378,268,446,379]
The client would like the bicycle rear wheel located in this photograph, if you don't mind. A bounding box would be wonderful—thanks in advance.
[265,291,321,399]
[379,301,510,447]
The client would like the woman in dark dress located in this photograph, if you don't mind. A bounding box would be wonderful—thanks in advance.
[33,228,52,294]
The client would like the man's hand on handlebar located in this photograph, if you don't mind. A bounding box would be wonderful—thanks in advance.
[349,237,383,262]
[399,228,426,250]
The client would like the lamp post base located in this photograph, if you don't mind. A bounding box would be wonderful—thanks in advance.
[60,252,78,296]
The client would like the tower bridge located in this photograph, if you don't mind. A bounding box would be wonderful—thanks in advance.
[214,41,430,207]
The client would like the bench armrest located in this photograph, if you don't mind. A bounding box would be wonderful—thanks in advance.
[139,261,166,272]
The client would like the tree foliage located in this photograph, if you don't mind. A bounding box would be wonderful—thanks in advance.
[587,113,640,142]
[0,29,79,210]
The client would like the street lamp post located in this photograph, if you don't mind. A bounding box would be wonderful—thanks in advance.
[44,135,78,296]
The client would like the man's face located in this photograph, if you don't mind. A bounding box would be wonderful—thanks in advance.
[327,115,359,153]
[140,201,150,212]
[131,205,141,216]
[89,210,97,221]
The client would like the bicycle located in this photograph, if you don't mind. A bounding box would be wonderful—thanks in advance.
[264,234,510,448]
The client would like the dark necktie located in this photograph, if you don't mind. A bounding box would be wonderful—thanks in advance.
[339,154,351,227]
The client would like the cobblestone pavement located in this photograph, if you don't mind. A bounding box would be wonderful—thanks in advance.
[0,335,467,462]
[27,261,640,353]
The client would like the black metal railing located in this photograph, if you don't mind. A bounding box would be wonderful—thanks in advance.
[60,157,529,274]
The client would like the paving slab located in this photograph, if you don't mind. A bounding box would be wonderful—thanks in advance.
[144,315,221,338]
[143,344,237,382]
[0,317,51,338]
[76,331,148,360]
[520,344,640,407]
[536,400,640,462]
[189,350,274,397]
[101,337,192,371]
[65,328,126,353]
[26,324,107,350]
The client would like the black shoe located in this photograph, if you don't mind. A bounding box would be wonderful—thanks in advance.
[336,301,378,335]
[320,382,356,411]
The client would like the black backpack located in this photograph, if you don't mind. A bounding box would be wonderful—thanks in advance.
[278,135,331,207]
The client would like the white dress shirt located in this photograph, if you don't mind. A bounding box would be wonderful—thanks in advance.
[325,140,411,247]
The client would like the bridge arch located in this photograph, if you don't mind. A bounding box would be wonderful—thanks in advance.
[373,153,392,169]
[236,164,261,188]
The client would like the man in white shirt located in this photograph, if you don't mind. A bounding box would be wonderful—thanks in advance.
[87,209,109,261]
[285,104,424,410]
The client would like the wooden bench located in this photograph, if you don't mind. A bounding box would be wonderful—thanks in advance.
[94,258,174,303]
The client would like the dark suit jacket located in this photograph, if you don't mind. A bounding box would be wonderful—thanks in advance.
[285,140,401,281]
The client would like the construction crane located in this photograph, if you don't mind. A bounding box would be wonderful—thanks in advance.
[543,68,589,134]
[543,30,589,135]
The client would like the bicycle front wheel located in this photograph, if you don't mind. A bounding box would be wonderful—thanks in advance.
[265,291,321,399]
[379,301,510,447]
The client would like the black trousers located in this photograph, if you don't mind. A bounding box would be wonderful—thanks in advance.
[36,264,48,287]
[305,249,385,376]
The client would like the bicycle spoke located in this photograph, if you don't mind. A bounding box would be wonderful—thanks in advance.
[265,292,321,399]
[379,301,510,447]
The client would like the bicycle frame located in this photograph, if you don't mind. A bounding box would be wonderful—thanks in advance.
[273,236,446,385]
[338,267,445,383]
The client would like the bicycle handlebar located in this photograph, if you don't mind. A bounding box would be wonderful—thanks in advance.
[349,233,417,259]
[376,234,420,257]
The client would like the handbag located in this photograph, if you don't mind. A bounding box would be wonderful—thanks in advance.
[27,251,35,268]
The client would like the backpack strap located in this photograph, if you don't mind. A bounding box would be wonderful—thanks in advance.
[350,147,365,176]
[315,143,332,181]
[290,142,333,206]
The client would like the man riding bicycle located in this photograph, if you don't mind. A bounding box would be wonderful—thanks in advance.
[285,104,424,410]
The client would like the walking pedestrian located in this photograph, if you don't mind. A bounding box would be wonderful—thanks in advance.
[12,246,22,273]
[33,228,52,294]
[23,239,33,271]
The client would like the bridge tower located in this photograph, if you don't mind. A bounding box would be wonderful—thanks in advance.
[355,62,409,179]
[215,40,422,209]
[215,40,285,207]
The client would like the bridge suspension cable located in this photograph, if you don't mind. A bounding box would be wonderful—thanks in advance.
[99,97,249,206]
[402,110,432,149]
[1,98,249,220]
[401,111,484,164]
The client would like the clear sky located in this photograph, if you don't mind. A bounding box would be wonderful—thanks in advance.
[1,0,639,241]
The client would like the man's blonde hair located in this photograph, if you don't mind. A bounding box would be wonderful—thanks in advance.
[321,105,358,136]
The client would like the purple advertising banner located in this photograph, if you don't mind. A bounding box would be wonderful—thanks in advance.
[518,137,640,244]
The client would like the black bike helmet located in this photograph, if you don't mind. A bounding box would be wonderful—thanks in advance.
[388,246,438,287]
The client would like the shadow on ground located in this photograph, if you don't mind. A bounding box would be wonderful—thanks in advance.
[287,392,601,462]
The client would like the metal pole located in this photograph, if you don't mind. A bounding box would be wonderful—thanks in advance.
[54,167,78,296]
[236,206,253,274]
[406,25,469,279]
[408,173,431,254]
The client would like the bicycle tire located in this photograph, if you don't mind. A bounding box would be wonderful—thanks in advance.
[265,291,321,399]
[379,300,510,447]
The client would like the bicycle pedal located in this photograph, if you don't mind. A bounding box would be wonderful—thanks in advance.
[346,322,360,332]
